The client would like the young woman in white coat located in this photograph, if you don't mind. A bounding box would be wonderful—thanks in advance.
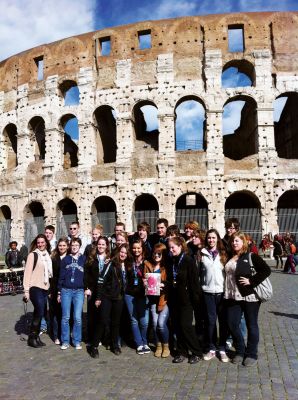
[200,229,229,362]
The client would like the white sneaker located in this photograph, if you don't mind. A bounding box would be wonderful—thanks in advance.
[220,351,230,363]
[203,350,216,361]
[54,338,61,345]
[143,344,151,354]
[136,345,144,355]
[60,343,69,350]
[75,344,82,350]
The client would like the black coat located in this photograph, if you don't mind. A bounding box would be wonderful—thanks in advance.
[95,262,124,301]
[167,253,201,308]
[234,252,271,297]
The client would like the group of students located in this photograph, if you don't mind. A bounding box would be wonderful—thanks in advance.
[22,217,271,367]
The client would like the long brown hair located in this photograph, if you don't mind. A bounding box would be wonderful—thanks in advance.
[29,234,51,254]
[151,243,167,270]
[112,243,133,270]
[51,237,69,259]
[205,229,227,265]
[86,236,110,266]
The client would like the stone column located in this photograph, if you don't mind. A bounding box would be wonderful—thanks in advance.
[204,49,222,92]
[115,109,134,181]
[157,109,175,179]
[257,106,278,177]
[205,109,224,176]
[77,67,97,171]
[262,180,279,235]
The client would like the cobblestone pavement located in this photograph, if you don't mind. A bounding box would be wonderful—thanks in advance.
[0,267,297,400]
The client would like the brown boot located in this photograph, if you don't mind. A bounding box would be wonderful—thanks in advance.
[161,343,170,358]
[154,342,162,357]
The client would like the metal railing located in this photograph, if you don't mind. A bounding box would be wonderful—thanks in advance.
[176,140,204,151]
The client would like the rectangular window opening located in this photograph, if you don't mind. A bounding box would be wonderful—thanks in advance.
[34,56,44,80]
[228,25,244,52]
[99,37,111,56]
[138,30,151,50]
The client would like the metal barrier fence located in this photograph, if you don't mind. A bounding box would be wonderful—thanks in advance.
[176,208,209,231]
[92,212,116,237]
[133,210,159,232]
[0,220,11,254]
[278,208,298,238]
[24,217,45,248]
[225,208,262,245]
[176,140,204,151]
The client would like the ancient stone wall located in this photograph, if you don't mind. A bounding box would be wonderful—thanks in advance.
[0,11,298,245]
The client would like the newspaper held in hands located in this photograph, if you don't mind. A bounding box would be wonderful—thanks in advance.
[145,273,161,296]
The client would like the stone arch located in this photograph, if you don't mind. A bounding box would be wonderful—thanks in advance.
[132,100,159,151]
[91,196,117,235]
[225,191,262,244]
[222,59,255,87]
[133,194,159,231]
[28,116,46,161]
[59,114,79,168]
[274,92,298,159]
[174,96,206,151]
[93,105,117,164]
[175,192,208,231]
[277,190,298,237]
[59,80,80,106]
[2,123,18,169]
[24,201,45,248]
[56,198,78,238]
[223,95,258,160]
[0,205,12,254]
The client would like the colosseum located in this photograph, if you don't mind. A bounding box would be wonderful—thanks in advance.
[0,11,297,251]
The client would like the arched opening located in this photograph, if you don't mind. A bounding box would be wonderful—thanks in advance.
[28,116,46,161]
[0,205,11,254]
[24,202,45,248]
[59,80,80,106]
[277,190,298,237]
[222,96,258,160]
[94,106,117,163]
[175,97,206,151]
[2,124,18,169]
[222,60,255,88]
[133,194,159,230]
[133,101,159,151]
[225,191,262,245]
[91,196,117,236]
[175,193,208,231]
[60,114,79,168]
[274,92,298,159]
[56,198,78,238]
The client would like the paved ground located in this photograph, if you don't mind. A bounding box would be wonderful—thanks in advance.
[0,266,297,400]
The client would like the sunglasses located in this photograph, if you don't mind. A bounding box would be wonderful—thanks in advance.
[69,227,78,230]
[153,252,162,257]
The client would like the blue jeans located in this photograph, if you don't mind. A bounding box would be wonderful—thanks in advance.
[124,294,149,348]
[226,299,260,359]
[203,292,227,351]
[29,287,48,320]
[61,288,84,346]
[149,300,169,344]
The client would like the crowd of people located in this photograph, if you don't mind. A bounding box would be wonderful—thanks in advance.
[259,231,297,273]
[20,217,275,367]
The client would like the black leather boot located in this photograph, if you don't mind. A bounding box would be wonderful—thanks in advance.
[36,335,46,346]
[28,333,41,348]
[28,317,42,348]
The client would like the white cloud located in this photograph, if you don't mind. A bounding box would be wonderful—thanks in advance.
[222,100,245,134]
[0,0,95,61]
